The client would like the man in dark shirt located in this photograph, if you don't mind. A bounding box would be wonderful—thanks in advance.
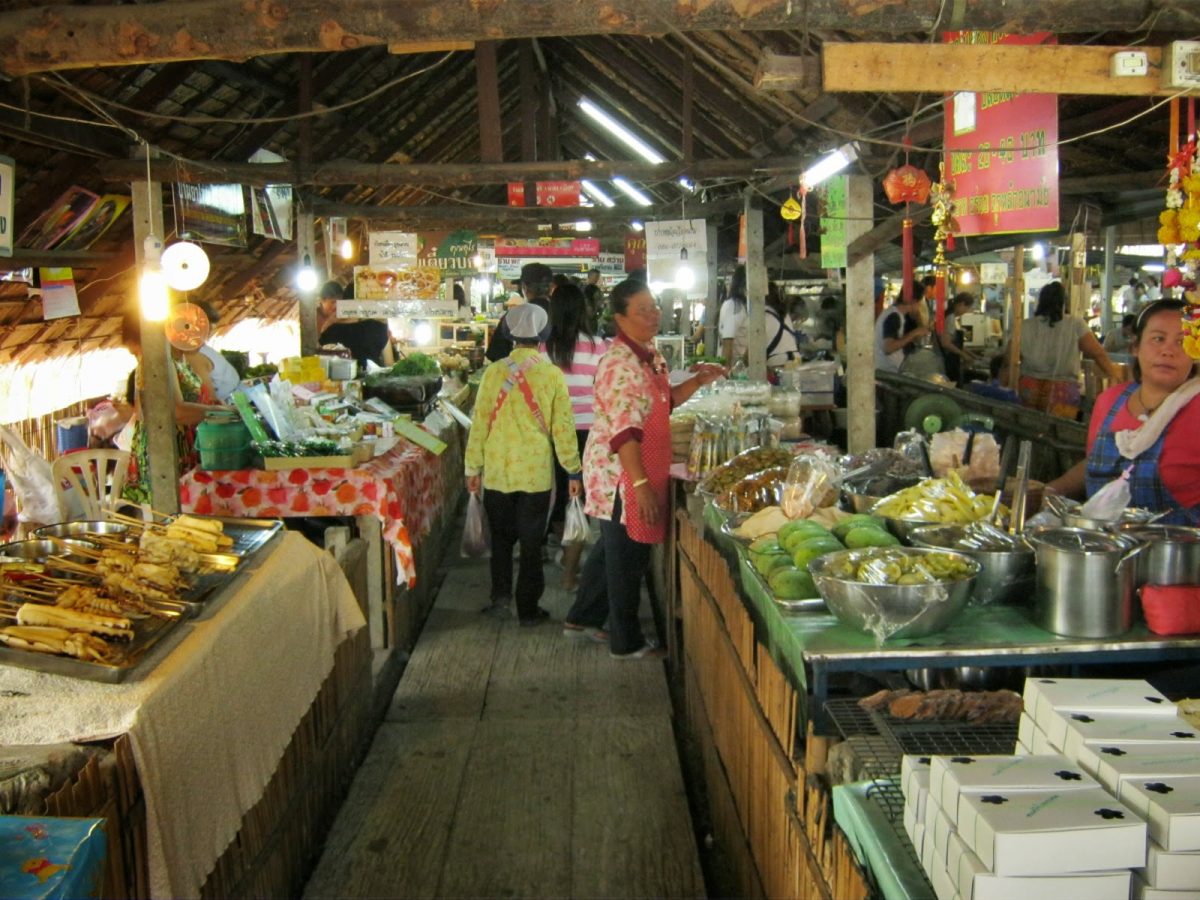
[486,262,554,362]
[317,280,394,369]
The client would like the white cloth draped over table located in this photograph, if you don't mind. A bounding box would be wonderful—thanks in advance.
[0,531,366,899]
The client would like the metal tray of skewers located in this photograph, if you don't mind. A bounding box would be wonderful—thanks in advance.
[0,515,281,683]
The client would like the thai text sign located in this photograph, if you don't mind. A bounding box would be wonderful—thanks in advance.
[495,236,599,258]
[0,155,12,258]
[943,31,1059,236]
[645,219,708,299]
[820,175,848,269]
[368,231,419,267]
[506,181,581,207]
[624,233,646,272]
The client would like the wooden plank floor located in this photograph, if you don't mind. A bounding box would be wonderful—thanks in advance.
[304,544,706,899]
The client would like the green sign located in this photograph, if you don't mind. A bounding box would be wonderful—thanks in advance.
[417,230,479,274]
[820,175,848,270]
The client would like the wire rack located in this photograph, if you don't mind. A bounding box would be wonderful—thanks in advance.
[824,697,1020,893]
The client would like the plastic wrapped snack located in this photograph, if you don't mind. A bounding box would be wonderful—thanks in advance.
[780,453,840,519]
[872,471,1000,524]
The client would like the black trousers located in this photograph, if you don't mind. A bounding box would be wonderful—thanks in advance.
[484,488,551,619]
[565,495,653,655]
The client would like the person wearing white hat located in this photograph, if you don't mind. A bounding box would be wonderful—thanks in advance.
[465,302,583,626]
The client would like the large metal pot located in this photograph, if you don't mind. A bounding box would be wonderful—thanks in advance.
[1026,527,1145,638]
[1114,524,1200,587]
[909,523,1035,605]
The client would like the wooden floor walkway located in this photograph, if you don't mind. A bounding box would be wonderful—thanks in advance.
[304,545,706,899]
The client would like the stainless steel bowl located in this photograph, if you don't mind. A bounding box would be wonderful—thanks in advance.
[909,523,1035,605]
[808,547,979,641]
[0,537,96,563]
[872,513,944,545]
[34,520,132,541]
[840,475,923,515]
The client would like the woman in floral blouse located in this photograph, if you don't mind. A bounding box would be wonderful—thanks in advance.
[564,279,725,659]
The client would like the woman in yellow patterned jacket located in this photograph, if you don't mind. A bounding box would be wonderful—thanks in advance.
[465,303,582,626]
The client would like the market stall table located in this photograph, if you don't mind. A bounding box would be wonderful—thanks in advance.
[0,532,365,899]
[179,420,461,649]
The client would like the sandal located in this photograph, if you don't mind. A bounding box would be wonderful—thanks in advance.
[610,638,665,660]
[562,622,608,644]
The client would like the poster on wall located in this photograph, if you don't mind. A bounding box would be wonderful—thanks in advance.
[39,267,80,319]
[943,31,1059,236]
[18,186,99,251]
[248,148,293,241]
[56,194,130,250]
[0,155,12,257]
[175,183,248,247]
[645,219,708,298]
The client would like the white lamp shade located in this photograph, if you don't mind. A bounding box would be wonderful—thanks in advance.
[161,241,211,292]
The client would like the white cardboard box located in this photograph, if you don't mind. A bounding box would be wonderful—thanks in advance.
[1122,775,1200,852]
[1018,713,1057,754]
[931,854,959,900]
[906,818,927,860]
[952,831,1132,900]
[1144,840,1200,890]
[958,786,1146,876]
[1133,870,1200,898]
[1024,677,1175,723]
[929,753,1097,825]
[1041,704,1185,750]
[905,767,931,824]
[922,816,940,880]
[1014,741,1032,756]
[1061,713,1200,762]
[1093,749,1200,798]
[928,793,956,870]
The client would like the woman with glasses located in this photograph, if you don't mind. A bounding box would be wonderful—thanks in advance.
[1046,299,1200,524]
[563,279,725,659]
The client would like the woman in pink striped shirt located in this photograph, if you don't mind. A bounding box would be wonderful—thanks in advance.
[545,282,611,589]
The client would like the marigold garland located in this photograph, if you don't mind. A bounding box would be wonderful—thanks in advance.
[1160,133,1200,359]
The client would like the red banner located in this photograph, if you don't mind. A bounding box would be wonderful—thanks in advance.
[943,31,1059,236]
[495,236,600,258]
[505,181,582,208]
[624,233,646,272]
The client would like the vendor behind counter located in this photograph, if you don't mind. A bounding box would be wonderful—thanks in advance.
[1046,299,1200,524]
[317,280,395,370]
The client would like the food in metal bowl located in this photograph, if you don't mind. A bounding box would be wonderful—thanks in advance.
[909,523,1035,605]
[33,521,132,542]
[699,446,795,495]
[808,547,979,641]
[714,466,790,518]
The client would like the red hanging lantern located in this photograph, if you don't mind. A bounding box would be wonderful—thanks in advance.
[883,164,932,205]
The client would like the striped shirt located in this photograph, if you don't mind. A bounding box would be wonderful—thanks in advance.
[544,335,610,429]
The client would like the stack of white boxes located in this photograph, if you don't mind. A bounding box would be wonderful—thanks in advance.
[901,678,1200,899]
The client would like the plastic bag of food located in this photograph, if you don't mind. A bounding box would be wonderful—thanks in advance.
[781,453,840,519]
[893,429,932,475]
[460,491,491,558]
[1079,464,1133,522]
[562,496,590,545]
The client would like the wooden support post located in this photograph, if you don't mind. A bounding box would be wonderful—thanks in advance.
[743,193,766,379]
[682,46,695,164]
[130,146,180,514]
[845,175,875,454]
[1008,245,1026,389]
[297,211,318,355]
[1068,232,1088,318]
[1101,225,1116,337]
[705,220,719,357]
[475,42,503,163]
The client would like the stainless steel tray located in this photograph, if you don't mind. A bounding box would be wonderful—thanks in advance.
[0,603,188,684]
[183,516,283,558]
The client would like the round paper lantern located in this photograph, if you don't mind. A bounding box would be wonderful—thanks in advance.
[883,164,932,205]
[161,241,211,292]
[165,302,212,351]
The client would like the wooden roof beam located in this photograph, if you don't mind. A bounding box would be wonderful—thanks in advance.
[6,1,1184,75]
[100,156,799,187]
[821,43,1185,97]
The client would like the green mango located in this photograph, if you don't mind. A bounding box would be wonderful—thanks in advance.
[843,526,901,549]
[831,514,887,541]
[791,536,845,569]
[768,566,820,600]
[754,551,793,578]
[749,535,784,558]
[779,520,831,553]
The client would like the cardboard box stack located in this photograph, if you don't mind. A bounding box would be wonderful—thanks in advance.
[901,678,1200,898]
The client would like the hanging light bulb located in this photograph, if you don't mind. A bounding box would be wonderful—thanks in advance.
[140,234,169,321]
[340,236,354,260]
[675,246,694,290]
[161,240,210,292]
[296,253,318,293]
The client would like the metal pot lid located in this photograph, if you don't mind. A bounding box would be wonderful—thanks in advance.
[1028,527,1127,553]
[1117,524,1200,543]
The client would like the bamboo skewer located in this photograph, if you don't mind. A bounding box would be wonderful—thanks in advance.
[45,536,105,559]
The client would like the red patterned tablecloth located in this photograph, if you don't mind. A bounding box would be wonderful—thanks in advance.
[179,440,449,586]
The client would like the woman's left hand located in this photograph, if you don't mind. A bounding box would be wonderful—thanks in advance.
[568,479,582,498]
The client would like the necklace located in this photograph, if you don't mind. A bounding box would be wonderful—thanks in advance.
[1135,387,1163,422]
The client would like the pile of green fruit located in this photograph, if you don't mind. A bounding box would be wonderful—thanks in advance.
[747,514,899,603]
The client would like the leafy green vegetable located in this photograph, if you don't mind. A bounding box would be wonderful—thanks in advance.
[244,363,279,379]
[389,352,441,377]
[221,350,250,378]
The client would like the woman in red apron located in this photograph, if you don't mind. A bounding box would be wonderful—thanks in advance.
[565,280,725,659]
